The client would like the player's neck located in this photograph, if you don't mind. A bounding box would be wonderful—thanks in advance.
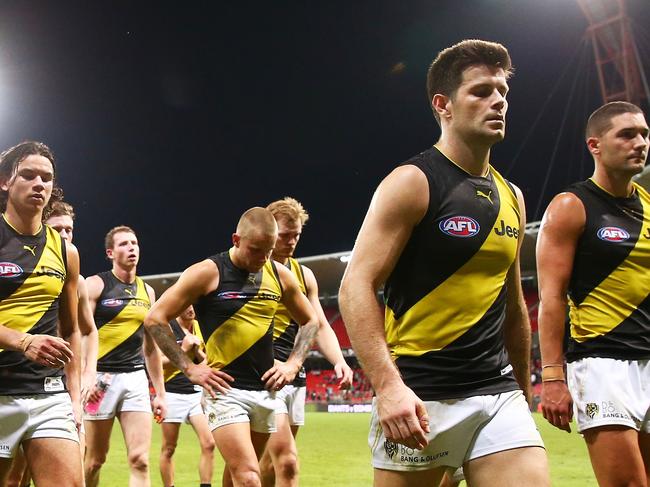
[435,136,491,177]
[2,206,43,236]
[272,253,289,265]
[591,168,635,198]
[112,265,137,284]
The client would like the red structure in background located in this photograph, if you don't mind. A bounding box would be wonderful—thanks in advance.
[577,0,648,105]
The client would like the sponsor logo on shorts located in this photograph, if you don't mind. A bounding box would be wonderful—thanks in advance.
[384,440,398,459]
[600,401,632,420]
[439,216,480,238]
[0,444,9,452]
[586,402,599,419]
[101,298,123,307]
[0,262,23,278]
[397,444,449,464]
[597,226,630,242]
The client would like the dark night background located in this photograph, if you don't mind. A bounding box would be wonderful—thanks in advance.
[1,1,649,276]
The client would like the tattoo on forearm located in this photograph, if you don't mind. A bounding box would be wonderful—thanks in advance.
[148,323,191,372]
[289,322,319,363]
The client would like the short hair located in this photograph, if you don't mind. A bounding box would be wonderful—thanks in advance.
[266,197,310,226]
[48,201,75,220]
[105,225,136,250]
[426,39,513,124]
[585,101,644,139]
[236,207,278,239]
[0,141,63,219]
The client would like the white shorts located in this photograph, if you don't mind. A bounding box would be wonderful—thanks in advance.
[274,385,306,426]
[83,370,151,420]
[204,388,277,434]
[0,394,79,458]
[163,391,204,424]
[568,357,650,433]
[369,390,544,471]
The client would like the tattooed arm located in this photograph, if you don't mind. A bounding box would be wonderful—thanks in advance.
[144,259,233,396]
[261,263,319,390]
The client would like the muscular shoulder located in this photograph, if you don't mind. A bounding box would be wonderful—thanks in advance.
[85,274,106,300]
[375,165,429,226]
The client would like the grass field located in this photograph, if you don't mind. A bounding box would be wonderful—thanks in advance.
[100,412,596,486]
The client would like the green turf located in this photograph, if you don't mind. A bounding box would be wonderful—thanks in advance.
[100,413,596,486]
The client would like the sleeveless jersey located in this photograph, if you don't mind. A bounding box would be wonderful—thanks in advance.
[384,146,520,401]
[163,319,205,394]
[271,257,307,387]
[94,271,151,372]
[0,217,67,395]
[566,179,650,361]
[194,249,283,390]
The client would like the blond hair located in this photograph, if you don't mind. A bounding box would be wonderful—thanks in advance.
[105,225,137,250]
[266,197,309,226]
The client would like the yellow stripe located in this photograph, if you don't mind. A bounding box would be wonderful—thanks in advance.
[205,261,281,368]
[0,227,65,337]
[570,183,650,341]
[97,277,150,358]
[385,169,519,356]
[272,258,306,338]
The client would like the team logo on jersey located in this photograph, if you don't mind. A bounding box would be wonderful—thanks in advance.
[439,216,480,237]
[597,226,630,242]
[101,298,124,307]
[384,439,398,459]
[586,403,599,419]
[0,262,23,278]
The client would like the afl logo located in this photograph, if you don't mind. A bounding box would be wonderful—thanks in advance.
[597,226,630,242]
[101,298,123,307]
[439,216,480,237]
[0,262,22,278]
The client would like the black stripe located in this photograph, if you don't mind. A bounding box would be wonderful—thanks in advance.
[568,180,642,304]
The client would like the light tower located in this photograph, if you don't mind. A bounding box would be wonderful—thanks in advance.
[577,0,649,106]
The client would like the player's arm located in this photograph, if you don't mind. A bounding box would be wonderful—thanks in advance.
[142,284,167,421]
[262,265,319,390]
[77,276,99,403]
[339,165,430,450]
[144,260,234,397]
[303,265,353,388]
[59,242,82,428]
[502,185,533,402]
[537,192,585,432]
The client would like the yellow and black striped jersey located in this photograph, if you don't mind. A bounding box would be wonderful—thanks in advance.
[384,147,520,401]
[94,271,151,372]
[566,179,650,361]
[194,249,282,390]
[0,217,67,395]
[271,257,307,387]
[163,319,205,394]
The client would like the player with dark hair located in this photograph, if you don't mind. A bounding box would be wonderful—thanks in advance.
[538,101,650,486]
[340,40,549,486]
[0,141,83,487]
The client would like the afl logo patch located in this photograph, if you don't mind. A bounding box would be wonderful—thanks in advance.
[0,262,22,277]
[597,226,630,242]
[439,216,480,237]
[101,298,123,307]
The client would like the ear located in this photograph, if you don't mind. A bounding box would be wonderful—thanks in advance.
[432,94,451,121]
[0,178,10,192]
[106,248,113,261]
[586,136,600,156]
[232,233,240,247]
